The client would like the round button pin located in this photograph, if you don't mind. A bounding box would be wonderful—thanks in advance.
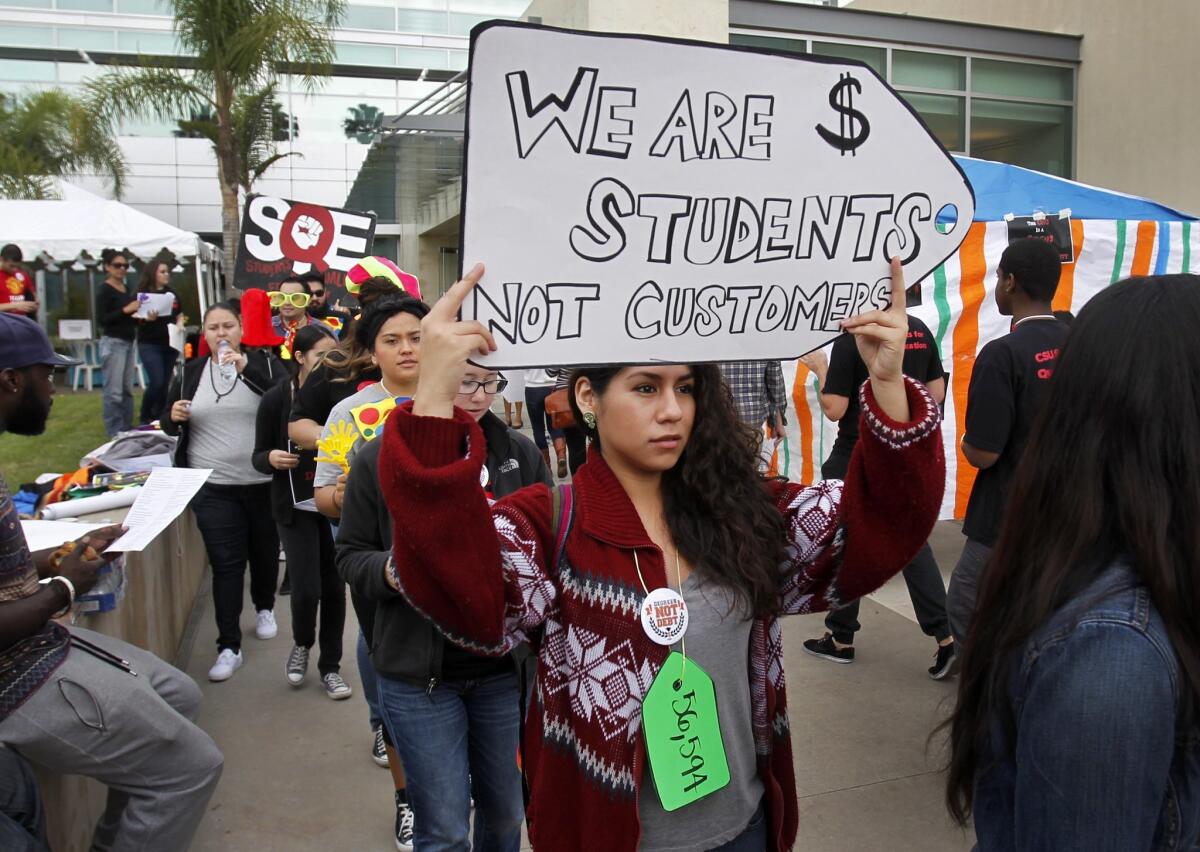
[640,587,689,646]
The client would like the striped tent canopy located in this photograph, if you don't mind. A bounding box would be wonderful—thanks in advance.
[775,157,1199,519]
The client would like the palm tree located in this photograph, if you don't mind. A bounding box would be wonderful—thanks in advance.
[0,89,126,200]
[85,0,344,279]
[174,84,304,195]
[343,102,382,144]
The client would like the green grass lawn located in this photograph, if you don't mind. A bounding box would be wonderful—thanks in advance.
[0,386,140,488]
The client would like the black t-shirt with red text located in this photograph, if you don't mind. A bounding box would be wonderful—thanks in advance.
[824,315,945,456]
[962,317,1070,545]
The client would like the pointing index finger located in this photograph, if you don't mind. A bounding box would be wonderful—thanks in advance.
[888,256,907,317]
[434,263,485,319]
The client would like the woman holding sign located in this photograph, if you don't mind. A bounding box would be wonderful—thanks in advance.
[375,259,943,851]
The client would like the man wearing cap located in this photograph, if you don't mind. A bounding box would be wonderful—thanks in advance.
[0,313,223,850]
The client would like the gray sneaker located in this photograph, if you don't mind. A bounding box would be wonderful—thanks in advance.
[286,644,309,686]
[323,671,353,700]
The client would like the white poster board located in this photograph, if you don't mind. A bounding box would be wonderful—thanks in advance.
[460,23,975,367]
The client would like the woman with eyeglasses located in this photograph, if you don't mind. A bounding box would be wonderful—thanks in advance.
[164,300,287,683]
[95,248,140,436]
[270,276,318,360]
[373,261,943,852]
[338,359,551,852]
[251,324,350,701]
[135,259,183,425]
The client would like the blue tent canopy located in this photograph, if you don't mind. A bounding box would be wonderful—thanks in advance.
[952,156,1197,223]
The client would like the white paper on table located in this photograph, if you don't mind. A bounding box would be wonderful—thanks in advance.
[107,467,212,552]
[21,519,111,553]
[134,292,175,320]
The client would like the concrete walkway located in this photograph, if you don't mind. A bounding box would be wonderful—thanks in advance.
[184,518,974,851]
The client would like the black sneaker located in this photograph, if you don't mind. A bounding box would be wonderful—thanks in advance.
[371,725,389,767]
[929,642,958,680]
[802,633,855,664]
[394,793,414,851]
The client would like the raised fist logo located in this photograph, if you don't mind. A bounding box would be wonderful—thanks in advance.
[291,215,324,250]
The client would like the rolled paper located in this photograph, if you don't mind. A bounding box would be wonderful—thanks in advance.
[40,487,140,520]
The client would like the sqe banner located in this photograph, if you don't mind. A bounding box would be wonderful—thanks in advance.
[459,22,975,368]
[235,194,377,290]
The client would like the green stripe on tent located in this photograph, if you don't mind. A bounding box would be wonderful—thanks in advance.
[1111,220,1127,283]
[812,375,824,471]
[1184,223,1192,273]
[933,263,951,354]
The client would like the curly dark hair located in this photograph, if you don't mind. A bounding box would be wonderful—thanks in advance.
[567,364,788,618]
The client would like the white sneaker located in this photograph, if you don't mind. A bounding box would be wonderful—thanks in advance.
[208,648,243,682]
[255,609,278,640]
[323,672,353,700]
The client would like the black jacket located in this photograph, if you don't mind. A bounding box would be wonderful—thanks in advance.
[162,350,286,468]
[335,410,551,684]
[251,381,319,525]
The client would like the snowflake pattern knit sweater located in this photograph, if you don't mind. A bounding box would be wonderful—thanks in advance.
[379,376,944,851]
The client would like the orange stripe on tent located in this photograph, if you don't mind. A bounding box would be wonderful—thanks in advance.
[1052,219,1085,312]
[951,223,989,517]
[1130,221,1156,276]
[792,364,814,484]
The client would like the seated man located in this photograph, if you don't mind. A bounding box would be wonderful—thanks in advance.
[0,313,223,850]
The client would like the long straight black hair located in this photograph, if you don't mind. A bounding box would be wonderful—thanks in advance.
[945,275,1200,823]
[567,364,787,618]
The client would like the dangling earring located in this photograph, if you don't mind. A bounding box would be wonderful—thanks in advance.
[582,411,597,430]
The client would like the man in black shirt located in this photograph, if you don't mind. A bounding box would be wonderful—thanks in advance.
[801,309,958,678]
[947,237,1069,645]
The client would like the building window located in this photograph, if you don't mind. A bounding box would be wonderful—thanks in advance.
[342,3,396,32]
[731,30,1075,176]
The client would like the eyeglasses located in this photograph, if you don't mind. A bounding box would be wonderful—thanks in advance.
[311,289,325,297]
[457,378,508,395]
[110,262,129,269]
[269,291,311,308]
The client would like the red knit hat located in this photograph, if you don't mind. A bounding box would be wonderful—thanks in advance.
[239,288,285,348]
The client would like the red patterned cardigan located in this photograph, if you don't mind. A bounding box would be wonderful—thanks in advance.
[379,376,944,851]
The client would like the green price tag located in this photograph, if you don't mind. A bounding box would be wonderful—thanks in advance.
[641,651,730,811]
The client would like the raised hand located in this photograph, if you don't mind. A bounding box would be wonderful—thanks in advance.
[413,263,497,419]
[840,257,911,421]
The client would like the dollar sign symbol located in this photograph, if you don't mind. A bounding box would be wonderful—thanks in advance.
[816,72,871,156]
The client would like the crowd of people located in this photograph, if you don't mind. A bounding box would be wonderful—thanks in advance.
[0,238,1197,852]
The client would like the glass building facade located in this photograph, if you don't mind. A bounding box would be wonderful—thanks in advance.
[730,30,1076,177]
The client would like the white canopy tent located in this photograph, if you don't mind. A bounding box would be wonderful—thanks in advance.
[1,182,221,318]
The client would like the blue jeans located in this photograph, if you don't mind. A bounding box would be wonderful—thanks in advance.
[99,336,135,436]
[138,342,176,425]
[0,748,48,852]
[378,672,524,852]
[357,630,381,730]
[712,801,766,851]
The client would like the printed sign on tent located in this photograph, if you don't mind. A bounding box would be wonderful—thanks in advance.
[234,195,377,289]
[459,23,975,368]
[1006,213,1075,263]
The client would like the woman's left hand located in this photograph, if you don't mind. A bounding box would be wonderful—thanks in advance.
[840,257,911,422]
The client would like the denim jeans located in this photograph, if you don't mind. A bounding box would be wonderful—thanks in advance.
[99,336,135,436]
[378,672,524,852]
[190,482,280,652]
[357,630,382,731]
[523,385,565,450]
[711,801,766,851]
[137,342,176,425]
[0,748,48,852]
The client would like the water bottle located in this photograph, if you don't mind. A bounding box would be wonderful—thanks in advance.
[216,339,237,382]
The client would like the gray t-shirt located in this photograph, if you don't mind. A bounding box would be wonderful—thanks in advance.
[637,573,763,851]
[187,363,272,486]
[313,382,391,488]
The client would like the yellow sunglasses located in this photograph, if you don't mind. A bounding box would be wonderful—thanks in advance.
[269,291,311,308]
